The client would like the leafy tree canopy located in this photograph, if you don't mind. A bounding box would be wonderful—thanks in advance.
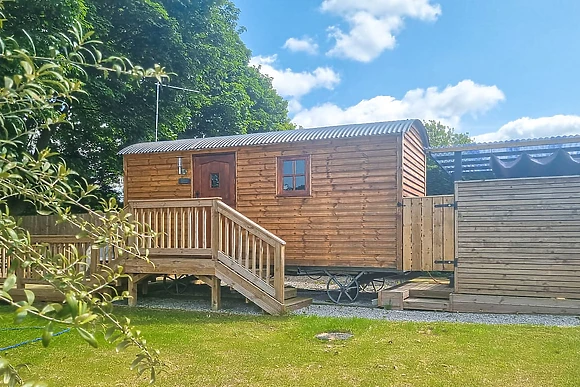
[423,120,473,195]
[1,0,293,202]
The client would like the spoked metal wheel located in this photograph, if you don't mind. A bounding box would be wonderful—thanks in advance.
[163,274,190,295]
[359,277,386,293]
[326,274,360,303]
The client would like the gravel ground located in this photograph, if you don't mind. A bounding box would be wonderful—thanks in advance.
[133,277,580,327]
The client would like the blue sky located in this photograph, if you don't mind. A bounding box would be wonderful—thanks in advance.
[236,0,580,141]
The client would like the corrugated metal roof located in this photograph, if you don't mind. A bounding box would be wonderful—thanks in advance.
[119,119,428,155]
[429,134,580,179]
[428,134,580,152]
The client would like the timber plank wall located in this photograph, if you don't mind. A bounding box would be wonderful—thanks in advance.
[401,126,426,197]
[455,175,580,299]
[124,133,427,270]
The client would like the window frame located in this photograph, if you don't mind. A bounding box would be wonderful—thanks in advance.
[276,155,311,197]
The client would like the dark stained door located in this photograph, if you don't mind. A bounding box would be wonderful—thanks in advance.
[193,153,236,207]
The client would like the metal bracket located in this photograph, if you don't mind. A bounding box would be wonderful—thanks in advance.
[434,260,456,265]
[434,202,457,209]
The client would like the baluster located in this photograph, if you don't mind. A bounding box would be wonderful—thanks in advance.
[266,244,271,283]
[202,207,207,249]
[224,218,230,256]
[231,222,236,261]
[237,225,242,263]
[245,230,250,270]
[258,240,263,280]
[181,207,185,249]
[147,210,152,249]
[252,236,257,275]
[188,207,193,249]
[194,207,199,248]
[218,214,223,252]
[174,207,179,248]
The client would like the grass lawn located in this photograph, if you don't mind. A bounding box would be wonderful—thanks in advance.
[1,306,580,387]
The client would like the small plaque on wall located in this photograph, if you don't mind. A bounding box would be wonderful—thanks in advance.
[178,178,191,184]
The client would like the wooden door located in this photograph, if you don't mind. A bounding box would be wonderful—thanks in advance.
[193,153,236,207]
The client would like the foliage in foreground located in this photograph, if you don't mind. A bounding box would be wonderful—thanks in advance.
[2,307,579,387]
[0,2,163,385]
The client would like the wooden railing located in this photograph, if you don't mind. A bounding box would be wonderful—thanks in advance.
[213,200,286,303]
[0,235,113,284]
[128,198,286,304]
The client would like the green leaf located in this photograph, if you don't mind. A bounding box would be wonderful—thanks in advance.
[42,323,53,348]
[24,289,35,305]
[116,339,131,352]
[2,274,16,293]
[0,290,12,302]
[76,327,98,348]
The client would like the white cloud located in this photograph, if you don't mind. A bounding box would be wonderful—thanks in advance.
[283,37,319,55]
[292,80,505,128]
[322,0,441,62]
[249,54,340,99]
[474,115,580,143]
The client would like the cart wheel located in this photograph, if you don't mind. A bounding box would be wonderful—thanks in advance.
[163,274,189,295]
[360,277,386,293]
[326,274,360,303]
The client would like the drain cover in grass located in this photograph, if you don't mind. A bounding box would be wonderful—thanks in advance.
[315,332,353,341]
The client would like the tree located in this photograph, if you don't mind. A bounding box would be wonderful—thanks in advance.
[0,3,165,384]
[1,0,293,202]
[424,120,473,195]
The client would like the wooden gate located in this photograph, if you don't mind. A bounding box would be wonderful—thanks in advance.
[402,195,455,272]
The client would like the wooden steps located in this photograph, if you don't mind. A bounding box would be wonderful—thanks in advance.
[404,297,450,312]
[215,260,311,315]
[378,279,452,311]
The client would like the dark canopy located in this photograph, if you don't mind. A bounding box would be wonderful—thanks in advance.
[490,148,580,178]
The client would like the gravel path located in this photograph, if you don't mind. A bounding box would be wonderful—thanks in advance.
[134,295,580,327]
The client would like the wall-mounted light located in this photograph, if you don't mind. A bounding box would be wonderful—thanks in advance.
[177,157,187,175]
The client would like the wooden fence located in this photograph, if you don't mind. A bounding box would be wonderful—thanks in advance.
[454,175,580,299]
[402,195,455,272]
[18,213,94,235]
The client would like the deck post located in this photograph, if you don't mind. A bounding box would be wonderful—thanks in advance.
[274,244,285,303]
[15,267,25,289]
[127,276,137,307]
[211,276,221,310]
[211,200,219,260]
[453,151,463,181]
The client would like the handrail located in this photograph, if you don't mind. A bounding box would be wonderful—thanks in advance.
[127,198,286,304]
[213,200,286,303]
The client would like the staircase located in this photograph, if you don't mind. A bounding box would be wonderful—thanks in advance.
[128,198,312,315]
[378,280,452,311]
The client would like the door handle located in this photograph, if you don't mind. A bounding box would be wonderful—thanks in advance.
[194,191,200,198]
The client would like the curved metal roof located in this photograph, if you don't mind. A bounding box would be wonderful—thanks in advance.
[119,119,428,155]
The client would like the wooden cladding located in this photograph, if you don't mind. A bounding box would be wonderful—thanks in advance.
[455,176,580,299]
[236,137,402,269]
[402,195,455,272]
[123,130,428,271]
[402,126,426,197]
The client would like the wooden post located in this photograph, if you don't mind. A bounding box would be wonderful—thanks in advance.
[273,244,285,303]
[211,200,219,261]
[127,275,137,307]
[141,278,149,296]
[211,276,221,311]
[453,151,463,182]
[90,245,99,276]
[15,267,25,289]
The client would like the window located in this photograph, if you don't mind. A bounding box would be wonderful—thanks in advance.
[277,155,311,197]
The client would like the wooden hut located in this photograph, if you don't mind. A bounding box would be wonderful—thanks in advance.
[120,119,429,273]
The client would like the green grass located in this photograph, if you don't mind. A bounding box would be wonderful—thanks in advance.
[1,306,580,387]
